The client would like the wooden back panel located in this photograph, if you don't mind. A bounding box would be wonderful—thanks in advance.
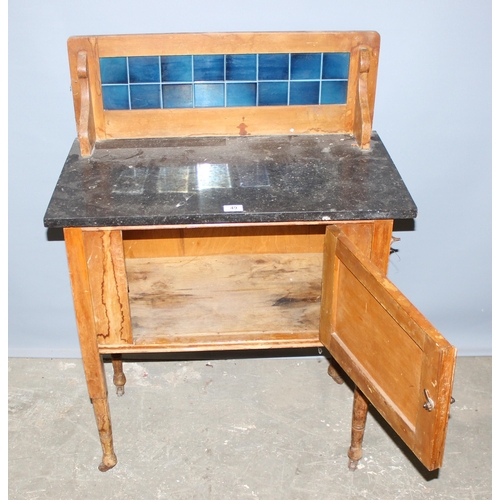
[67,31,380,156]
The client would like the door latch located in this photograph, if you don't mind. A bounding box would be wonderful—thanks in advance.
[423,391,456,413]
[423,389,434,411]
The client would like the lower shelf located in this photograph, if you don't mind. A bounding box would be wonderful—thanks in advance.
[120,252,324,351]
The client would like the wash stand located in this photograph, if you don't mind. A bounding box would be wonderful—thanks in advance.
[44,31,456,473]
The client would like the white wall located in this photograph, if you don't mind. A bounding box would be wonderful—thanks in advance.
[8,0,492,357]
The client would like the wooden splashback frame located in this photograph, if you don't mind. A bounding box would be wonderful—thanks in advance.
[67,31,380,156]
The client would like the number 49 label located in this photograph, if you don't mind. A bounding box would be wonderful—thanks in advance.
[223,204,244,212]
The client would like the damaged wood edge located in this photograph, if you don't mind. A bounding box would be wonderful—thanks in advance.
[83,229,133,346]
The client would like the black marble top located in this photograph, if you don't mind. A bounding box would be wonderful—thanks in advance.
[43,132,417,228]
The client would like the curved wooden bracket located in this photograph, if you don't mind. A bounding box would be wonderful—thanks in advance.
[76,51,95,156]
[353,47,372,149]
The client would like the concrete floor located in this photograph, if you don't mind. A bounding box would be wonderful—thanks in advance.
[9,354,491,499]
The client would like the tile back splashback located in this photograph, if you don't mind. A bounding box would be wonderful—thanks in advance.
[100,52,350,110]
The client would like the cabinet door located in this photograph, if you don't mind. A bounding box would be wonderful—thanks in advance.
[319,225,456,471]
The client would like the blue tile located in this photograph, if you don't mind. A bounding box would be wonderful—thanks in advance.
[194,55,225,81]
[258,82,288,106]
[320,80,348,104]
[162,84,193,108]
[161,56,193,82]
[289,81,320,105]
[226,54,257,81]
[322,53,350,80]
[258,54,289,80]
[128,56,160,83]
[291,53,321,80]
[102,85,129,110]
[130,84,161,109]
[194,83,224,107]
[227,83,257,107]
[100,57,128,84]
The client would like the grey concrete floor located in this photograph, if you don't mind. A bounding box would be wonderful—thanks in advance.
[9,354,491,499]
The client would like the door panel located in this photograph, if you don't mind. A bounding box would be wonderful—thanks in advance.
[319,225,456,470]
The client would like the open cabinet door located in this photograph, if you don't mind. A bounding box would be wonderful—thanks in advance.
[320,225,457,471]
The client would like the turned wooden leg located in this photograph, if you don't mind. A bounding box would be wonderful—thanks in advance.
[327,360,345,385]
[347,386,369,471]
[92,397,118,472]
[64,228,120,472]
[111,354,126,396]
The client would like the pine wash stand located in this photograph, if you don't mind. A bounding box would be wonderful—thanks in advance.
[44,32,457,473]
